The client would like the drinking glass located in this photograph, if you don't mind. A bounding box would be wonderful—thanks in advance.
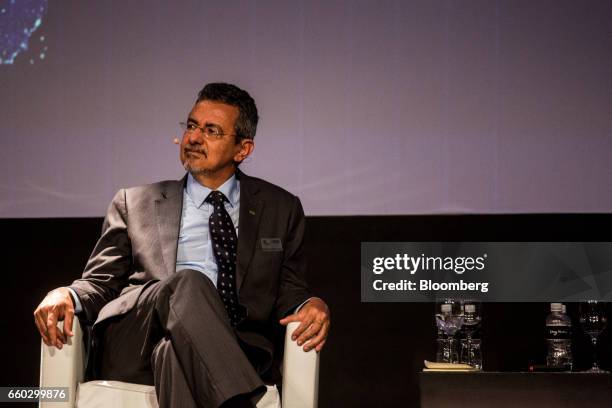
[579,301,608,373]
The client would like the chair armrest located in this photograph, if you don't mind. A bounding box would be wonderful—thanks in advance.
[281,322,320,408]
[39,316,85,408]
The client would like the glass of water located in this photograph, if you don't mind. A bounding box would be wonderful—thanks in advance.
[579,301,608,373]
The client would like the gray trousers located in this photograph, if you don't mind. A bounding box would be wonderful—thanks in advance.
[93,269,266,408]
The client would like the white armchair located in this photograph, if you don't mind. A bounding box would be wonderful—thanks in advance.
[40,317,319,408]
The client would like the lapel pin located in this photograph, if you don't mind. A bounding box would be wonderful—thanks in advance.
[249,210,256,215]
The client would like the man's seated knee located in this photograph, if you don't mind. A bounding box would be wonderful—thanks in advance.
[159,268,227,315]
[165,268,218,293]
[175,268,213,285]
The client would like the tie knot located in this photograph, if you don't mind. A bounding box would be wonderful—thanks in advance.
[205,190,228,206]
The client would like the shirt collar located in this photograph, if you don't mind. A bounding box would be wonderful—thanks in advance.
[186,173,240,208]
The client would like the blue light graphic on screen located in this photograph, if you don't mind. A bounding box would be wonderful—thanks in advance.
[0,0,48,65]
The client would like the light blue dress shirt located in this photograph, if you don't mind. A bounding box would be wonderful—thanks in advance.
[175,173,240,286]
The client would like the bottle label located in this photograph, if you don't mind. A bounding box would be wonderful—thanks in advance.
[546,324,570,339]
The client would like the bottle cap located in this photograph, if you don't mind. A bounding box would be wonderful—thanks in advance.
[441,304,452,313]
[465,304,476,313]
[550,303,563,312]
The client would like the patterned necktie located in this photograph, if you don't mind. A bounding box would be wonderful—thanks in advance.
[205,191,245,326]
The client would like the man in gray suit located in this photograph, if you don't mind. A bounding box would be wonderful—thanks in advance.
[34,83,330,407]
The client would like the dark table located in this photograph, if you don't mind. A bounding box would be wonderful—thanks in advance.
[420,371,612,408]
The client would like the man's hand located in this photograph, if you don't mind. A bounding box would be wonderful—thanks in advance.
[34,287,75,349]
[279,297,330,352]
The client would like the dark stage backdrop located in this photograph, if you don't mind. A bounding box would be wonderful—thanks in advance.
[2,0,612,217]
[4,214,612,408]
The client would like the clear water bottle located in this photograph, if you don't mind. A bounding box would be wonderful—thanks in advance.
[462,304,481,339]
[435,303,452,362]
[560,304,573,370]
[435,326,448,363]
[460,303,482,369]
[546,303,572,370]
[436,302,464,363]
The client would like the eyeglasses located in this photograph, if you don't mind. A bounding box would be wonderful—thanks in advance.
[179,122,236,140]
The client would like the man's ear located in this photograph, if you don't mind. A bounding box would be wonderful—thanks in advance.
[235,139,254,163]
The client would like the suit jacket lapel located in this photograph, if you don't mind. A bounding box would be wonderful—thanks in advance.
[155,176,186,276]
[236,171,263,289]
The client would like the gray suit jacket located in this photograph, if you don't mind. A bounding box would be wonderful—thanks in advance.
[70,170,312,377]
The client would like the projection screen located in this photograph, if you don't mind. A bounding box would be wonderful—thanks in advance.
[1,0,611,217]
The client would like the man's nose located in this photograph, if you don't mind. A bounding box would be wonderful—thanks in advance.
[187,129,204,145]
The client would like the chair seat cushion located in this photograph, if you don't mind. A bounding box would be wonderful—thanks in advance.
[76,381,157,408]
[75,380,280,408]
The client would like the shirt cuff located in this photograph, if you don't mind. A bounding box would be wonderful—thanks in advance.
[67,287,83,314]
[294,297,318,313]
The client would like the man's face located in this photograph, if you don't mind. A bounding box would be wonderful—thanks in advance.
[180,100,253,183]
